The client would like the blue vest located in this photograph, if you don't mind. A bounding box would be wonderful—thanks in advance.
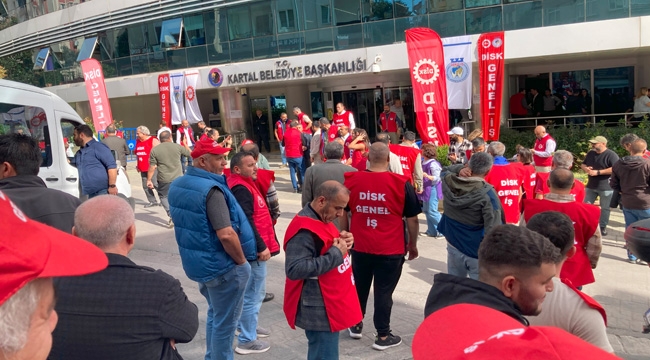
[169,166,257,283]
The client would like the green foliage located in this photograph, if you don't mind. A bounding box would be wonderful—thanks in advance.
[0,49,40,86]
[436,145,451,167]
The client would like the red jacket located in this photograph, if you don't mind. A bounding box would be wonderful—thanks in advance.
[284,128,303,158]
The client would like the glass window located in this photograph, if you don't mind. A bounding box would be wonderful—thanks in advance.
[334,0,361,25]
[115,56,133,76]
[304,0,332,29]
[230,39,254,62]
[127,24,151,55]
[503,2,542,30]
[228,5,252,40]
[586,0,629,22]
[253,36,279,59]
[543,0,584,26]
[304,28,334,53]
[101,28,130,59]
[159,18,183,48]
[148,51,168,73]
[277,33,305,56]
[428,0,463,13]
[187,45,208,67]
[465,6,502,34]
[594,66,634,115]
[131,55,149,75]
[311,92,324,119]
[0,103,51,166]
[465,0,500,8]
[552,70,591,98]
[167,48,188,70]
[251,2,274,36]
[363,19,396,46]
[395,15,429,42]
[33,47,51,70]
[335,24,363,50]
[76,37,98,62]
[632,1,650,16]
[184,14,206,46]
[204,10,230,46]
[277,0,300,33]
[208,42,231,64]
[394,0,427,16]
[363,0,394,21]
[100,59,118,79]
[429,10,465,37]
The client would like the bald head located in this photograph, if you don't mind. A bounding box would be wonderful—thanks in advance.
[314,180,349,202]
[534,126,546,139]
[549,168,574,192]
[241,143,260,160]
[73,195,135,251]
[368,142,390,165]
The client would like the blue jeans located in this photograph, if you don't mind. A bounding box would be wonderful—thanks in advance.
[623,208,650,261]
[584,188,613,228]
[181,146,194,174]
[422,191,441,236]
[287,157,304,190]
[279,144,286,165]
[305,330,339,360]
[447,244,479,280]
[199,263,251,360]
[87,188,108,198]
[237,261,267,344]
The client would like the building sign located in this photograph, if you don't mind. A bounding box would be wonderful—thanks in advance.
[158,74,171,127]
[478,31,505,141]
[208,68,223,87]
[226,58,368,85]
[80,58,112,133]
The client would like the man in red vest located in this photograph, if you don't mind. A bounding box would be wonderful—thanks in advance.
[534,150,585,202]
[274,112,290,168]
[283,180,360,360]
[389,131,423,191]
[509,88,528,118]
[227,152,280,354]
[485,141,524,224]
[332,102,356,129]
[377,104,403,145]
[531,126,556,173]
[522,169,601,288]
[525,211,613,352]
[292,106,312,135]
[343,142,420,351]
[135,125,160,208]
[284,120,305,193]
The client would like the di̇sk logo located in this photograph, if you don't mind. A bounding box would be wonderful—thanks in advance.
[159,76,169,84]
[481,38,491,49]
[492,37,503,48]
[412,59,440,85]
[446,58,469,83]
[186,86,195,101]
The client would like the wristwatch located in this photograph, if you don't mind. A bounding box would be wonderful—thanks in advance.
[108,184,117,188]
[597,170,600,176]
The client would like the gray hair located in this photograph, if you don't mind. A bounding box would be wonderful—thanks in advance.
[368,142,390,164]
[106,125,116,134]
[324,141,344,160]
[159,130,172,142]
[375,132,390,145]
[552,150,573,169]
[290,120,300,128]
[136,125,151,136]
[487,141,505,157]
[0,279,45,354]
[620,133,639,147]
[468,152,493,176]
[319,117,330,126]
[293,106,302,112]
[403,131,416,142]
[74,195,135,249]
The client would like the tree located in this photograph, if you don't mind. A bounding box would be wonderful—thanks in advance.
[0,50,40,86]
[0,65,6,79]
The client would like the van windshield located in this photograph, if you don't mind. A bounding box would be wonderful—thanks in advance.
[0,102,53,167]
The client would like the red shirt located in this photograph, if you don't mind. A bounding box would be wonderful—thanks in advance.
[284,128,303,158]
[512,162,536,199]
[485,160,524,224]
[135,136,155,172]
[509,92,528,116]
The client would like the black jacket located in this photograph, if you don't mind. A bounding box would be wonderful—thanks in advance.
[0,175,81,233]
[424,273,529,325]
[610,155,650,210]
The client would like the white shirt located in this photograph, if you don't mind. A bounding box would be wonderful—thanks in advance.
[157,126,171,139]
[534,137,556,158]
[175,126,194,147]
[634,95,650,117]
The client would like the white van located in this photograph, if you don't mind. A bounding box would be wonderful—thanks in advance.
[0,79,131,201]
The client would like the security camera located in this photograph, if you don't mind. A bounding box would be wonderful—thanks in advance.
[371,63,381,74]
[240,87,248,96]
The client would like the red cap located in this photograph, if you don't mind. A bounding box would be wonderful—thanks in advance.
[241,139,255,146]
[0,191,108,306]
[191,137,230,158]
[413,304,620,360]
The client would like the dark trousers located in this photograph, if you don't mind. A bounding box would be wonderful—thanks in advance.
[256,132,270,152]
[351,251,404,337]
[140,170,158,204]
[305,330,339,360]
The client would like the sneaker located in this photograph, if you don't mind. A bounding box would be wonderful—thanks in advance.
[348,322,363,339]
[256,326,271,338]
[263,293,274,302]
[235,339,270,354]
[600,227,608,236]
[144,202,159,208]
[372,333,402,351]
[168,217,174,229]
[638,260,648,266]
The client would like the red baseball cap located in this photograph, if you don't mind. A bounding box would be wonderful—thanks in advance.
[413,304,620,360]
[0,191,108,306]
[191,137,230,158]
[241,139,255,146]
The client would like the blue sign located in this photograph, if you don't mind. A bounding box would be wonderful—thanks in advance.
[127,140,136,150]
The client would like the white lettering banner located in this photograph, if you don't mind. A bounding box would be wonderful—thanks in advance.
[170,73,186,125]
[184,70,203,124]
[443,36,472,110]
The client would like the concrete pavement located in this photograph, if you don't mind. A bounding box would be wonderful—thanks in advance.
[123,159,650,360]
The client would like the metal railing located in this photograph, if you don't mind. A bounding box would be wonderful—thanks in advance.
[507,112,648,129]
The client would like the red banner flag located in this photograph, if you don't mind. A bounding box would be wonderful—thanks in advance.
[80,59,112,133]
[406,28,449,146]
[478,31,505,141]
[158,74,171,128]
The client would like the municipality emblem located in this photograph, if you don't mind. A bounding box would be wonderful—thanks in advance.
[174,86,182,104]
[446,58,469,83]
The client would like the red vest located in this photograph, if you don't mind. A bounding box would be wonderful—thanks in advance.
[178,126,194,145]
[297,112,312,135]
[512,163,537,199]
[284,128,303,158]
[332,111,351,128]
[320,126,339,158]
[523,199,600,287]
[533,134,554,167]
[276,120,288,141]
[135,136,155,172]
[223,169,276,208]
[342,136,352,161]
[283,216,362,332]
[227,173,280,254]
[561,278,607,325]
[351,148,367,171]
[534,173,586,202]
[389,144,420,185]
[380,112,398,132]
[344,172,408,255]
[485,163,523,224]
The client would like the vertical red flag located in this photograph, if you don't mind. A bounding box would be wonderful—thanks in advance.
[478,31,505,141]
[80,59,112,133]
[158,74,171,128]
[406,28,449,146]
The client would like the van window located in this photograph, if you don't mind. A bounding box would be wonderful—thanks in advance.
[0,102,52,167]
[60,119,78,159]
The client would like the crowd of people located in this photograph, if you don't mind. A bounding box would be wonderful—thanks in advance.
[2,104,649,360]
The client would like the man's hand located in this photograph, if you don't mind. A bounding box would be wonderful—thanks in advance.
[170,339,176,350]
[406,243,419,260]
[448,153,457,163]
[333,237,348,257]
[258,248,271,261]
[108,186,118,195]
[588,169,599,176]
[147,180,154,189]
[459,166,473,178]
[339,231,354,250]
[416,189,423,194]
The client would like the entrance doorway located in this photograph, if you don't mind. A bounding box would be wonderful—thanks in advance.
[333,89,383,140]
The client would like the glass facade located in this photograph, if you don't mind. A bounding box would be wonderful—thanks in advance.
[17,0,649,86]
